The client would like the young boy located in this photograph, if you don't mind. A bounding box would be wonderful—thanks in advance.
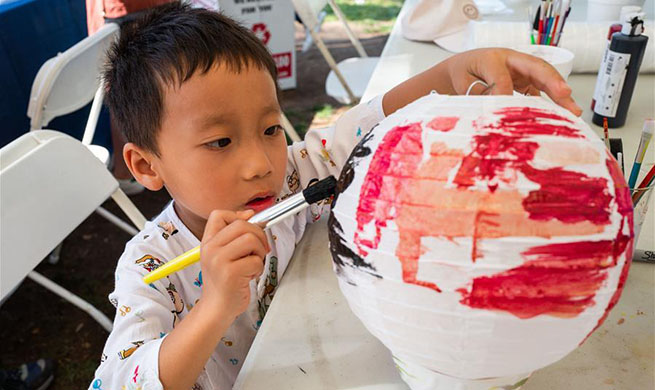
[90,3,581,389]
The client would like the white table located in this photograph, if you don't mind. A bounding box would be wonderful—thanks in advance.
[234,1,655,389]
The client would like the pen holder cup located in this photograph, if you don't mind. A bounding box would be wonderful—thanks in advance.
[631,163,655,248]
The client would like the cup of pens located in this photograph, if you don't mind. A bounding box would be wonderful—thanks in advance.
[631,163,654,248]
[628,119,655,255]
[524,1,574,79]
[530,0,571,47]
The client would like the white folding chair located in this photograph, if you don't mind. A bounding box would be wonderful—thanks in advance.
[0,130,145,331]
[26,22,146,247]
[292,0,380,104]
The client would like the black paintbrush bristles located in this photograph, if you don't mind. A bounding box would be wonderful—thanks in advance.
[303,176,337,204]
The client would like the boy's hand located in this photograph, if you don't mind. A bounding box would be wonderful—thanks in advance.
[199,209,269,320]
[446,48,582,116]
[159,209,268,390]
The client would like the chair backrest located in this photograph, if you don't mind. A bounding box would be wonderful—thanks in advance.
[292,0,368,59]
[0,130,118,299]
[27,23,119,130]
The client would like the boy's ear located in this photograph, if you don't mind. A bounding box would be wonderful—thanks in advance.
[123,143,164,191]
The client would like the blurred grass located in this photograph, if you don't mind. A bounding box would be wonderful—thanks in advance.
[324,0,403,34]
[314,104,334,120]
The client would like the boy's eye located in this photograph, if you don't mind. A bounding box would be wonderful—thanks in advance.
[264,125,282,136]
[207,138,231,148]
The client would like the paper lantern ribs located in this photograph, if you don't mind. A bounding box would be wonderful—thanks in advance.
[328,95,633,390]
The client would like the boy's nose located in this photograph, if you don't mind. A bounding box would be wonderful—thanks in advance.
[242,144,273,180]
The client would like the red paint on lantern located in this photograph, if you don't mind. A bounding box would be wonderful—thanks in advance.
[427,116,459,132]
[353,109,632,317]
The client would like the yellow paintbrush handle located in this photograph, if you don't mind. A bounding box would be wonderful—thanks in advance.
[142,246,200,284]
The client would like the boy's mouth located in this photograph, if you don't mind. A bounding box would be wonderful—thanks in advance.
[245,193,276,212]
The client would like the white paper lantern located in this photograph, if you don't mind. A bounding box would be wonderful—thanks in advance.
[329,95,634,390]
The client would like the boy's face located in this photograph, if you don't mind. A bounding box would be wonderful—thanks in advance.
[145,63,288,231]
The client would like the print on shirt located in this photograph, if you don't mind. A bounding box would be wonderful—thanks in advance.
[194,271,203,288]
[119,305,131,316]
[157,221,179,240]
[166,282,185,314]
[172,311,180,328]
[134,309,146,323]
[320,139,337,167]
[277,192,293,203]
[258,256,279,321]
[117,341,144,360]
[186,298,200,312]
[287,170,300,193]
[134,255,163,273]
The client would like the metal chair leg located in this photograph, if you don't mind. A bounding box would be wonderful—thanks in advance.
[27,271,113,332]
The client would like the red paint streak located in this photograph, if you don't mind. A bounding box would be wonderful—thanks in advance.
[491,107,581,138]
[458,240,616,319]
[521,165,612,225]
[457,265,605,318]
[582,157,634,341]
[427,116,459,132]
[133,365,139,383]
[355,122,441,292]
[471,211,498,262]
[355,122,423,254]
[453,133,539,192]
[523,240,616,267]
[453,130,612,223]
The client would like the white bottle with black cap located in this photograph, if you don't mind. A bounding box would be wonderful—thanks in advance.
[592,12,649,128]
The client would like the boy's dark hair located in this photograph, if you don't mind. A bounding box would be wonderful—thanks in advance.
[103,1,279,155]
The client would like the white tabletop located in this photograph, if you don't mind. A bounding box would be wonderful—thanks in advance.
[234,1,655,389]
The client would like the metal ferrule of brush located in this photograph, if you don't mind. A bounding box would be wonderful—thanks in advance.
[248,192,308,230]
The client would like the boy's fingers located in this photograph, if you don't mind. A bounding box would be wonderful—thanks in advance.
[236,209,256,220]
[218,232,269,261]
[202,210,239,243]
[233,255,265,279]
[506,52,583,116]
[207,219,269,252]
